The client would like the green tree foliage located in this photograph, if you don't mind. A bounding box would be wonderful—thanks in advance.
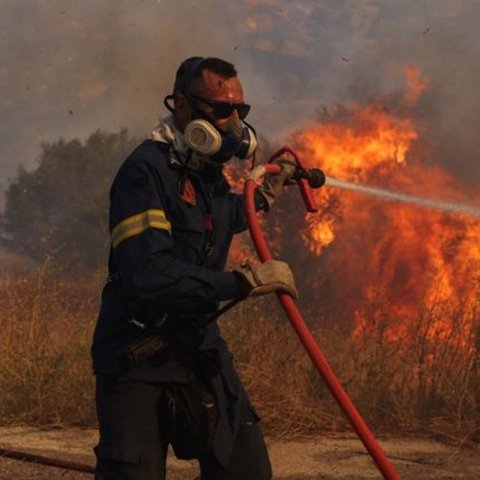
[1,129,138,272]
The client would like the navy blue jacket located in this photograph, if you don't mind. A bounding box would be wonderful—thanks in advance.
[92,139,251,377]
[91,139,267,466]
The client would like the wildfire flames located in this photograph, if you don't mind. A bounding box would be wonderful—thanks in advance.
[291,67,480,346]
[228,66,479,354]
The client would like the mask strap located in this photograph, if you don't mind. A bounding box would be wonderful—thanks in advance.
[163,95,175,113]
[241,119,257,169]
[178,149,194,194]
[242,118,257,137]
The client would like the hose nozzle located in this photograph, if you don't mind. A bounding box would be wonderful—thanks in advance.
[292,167,326,189]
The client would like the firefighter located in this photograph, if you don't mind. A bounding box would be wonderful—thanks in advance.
[91,56,297,480]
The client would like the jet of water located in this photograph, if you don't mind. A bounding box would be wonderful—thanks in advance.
[325,177,480,219]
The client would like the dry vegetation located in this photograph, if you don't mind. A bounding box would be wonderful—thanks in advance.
[0,265,479,442]
[0,265,101,426]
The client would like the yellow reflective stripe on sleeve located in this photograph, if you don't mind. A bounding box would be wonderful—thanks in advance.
[111,209,171,248]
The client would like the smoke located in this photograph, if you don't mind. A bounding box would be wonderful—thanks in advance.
[0,0,238,203]
[1,0,480,207]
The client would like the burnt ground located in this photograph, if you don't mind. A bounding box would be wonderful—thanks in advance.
[0,427,479,479]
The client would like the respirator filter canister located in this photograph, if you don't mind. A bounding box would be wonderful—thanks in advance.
[185,119,257,160]
[184,119,223,155]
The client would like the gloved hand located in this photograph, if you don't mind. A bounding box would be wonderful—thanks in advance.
[256,159,297,212]
[234,259,298,299]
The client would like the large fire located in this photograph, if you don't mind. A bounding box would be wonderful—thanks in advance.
[226,66,479,353]
[292,67,480,346]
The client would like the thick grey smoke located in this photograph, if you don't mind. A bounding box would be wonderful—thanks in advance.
[1,0,479,208]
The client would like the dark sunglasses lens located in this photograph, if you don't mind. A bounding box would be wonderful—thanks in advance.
[236,104,250,120]
[213,103,250,120]
[212,103,235,119]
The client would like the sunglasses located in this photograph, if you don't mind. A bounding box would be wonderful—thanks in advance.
[188,93,251,120]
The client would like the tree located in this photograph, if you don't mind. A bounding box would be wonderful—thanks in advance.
[1,129,138,272]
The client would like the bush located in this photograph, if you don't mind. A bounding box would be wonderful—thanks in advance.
[1,129,138,272]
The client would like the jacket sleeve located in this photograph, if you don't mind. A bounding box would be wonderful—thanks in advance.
[109,159,242,316]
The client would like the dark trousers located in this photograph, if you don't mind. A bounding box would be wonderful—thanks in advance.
[94,374,272,480]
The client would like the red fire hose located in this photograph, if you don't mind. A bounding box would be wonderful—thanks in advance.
[244,147,401,480]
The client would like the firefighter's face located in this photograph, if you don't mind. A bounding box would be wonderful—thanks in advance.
[174,69,244,131]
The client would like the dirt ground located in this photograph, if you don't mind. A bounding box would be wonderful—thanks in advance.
[0,426,479,479]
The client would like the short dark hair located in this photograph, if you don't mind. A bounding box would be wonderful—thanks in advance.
[173,56,237,94]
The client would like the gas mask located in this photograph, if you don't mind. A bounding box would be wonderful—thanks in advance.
[184,116,257,164]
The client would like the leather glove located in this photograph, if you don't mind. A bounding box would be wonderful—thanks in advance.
[234,260,299,299]
[256,159,297,212]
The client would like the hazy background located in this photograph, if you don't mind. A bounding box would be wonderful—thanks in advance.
[1,0,480,208]
[1,1,479,442]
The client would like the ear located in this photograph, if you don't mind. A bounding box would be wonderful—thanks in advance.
[173,93,192,132]
[173,93,188,111]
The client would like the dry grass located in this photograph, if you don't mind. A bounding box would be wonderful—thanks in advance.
[0,266,479,442]
[0,264,101,426]
[220,292,480,441]
[220,297,348,437]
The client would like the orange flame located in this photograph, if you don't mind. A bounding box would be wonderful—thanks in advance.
[297,101,419,254]
[404,65,430,106]
[291,66,480,347]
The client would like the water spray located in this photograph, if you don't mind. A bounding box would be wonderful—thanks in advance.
[325,177,480,219]
[292,164,479,219]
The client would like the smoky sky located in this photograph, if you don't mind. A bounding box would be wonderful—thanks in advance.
[1,0,480,208]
